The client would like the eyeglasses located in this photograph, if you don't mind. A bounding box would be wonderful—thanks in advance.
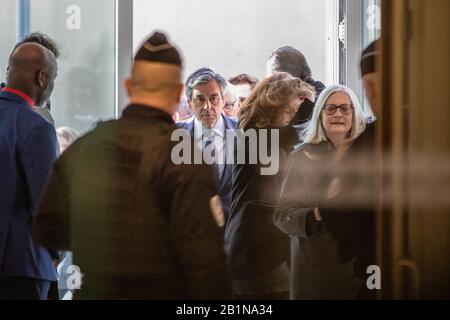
[224,99,236,111]
[323,104,354,115]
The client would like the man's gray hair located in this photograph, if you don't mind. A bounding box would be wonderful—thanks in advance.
[185,67,227,100]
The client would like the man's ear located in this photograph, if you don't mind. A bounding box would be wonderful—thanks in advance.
[36,70,47,88]
[124,78,132,98]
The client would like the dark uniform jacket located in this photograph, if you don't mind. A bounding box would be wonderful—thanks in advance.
[33,104,232,299]
[274,124,376,299]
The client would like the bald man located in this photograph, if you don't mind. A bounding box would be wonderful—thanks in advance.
[9,32,60,126]
[0,41,59,299]
[33,32,231,299]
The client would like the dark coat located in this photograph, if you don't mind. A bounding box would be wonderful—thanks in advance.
[290,79,326,126]
[306,79,326,98]
[0,90,58,281]
[291,98,315,126]
[225,126,299,295]
[274,124,376,299]
[33,104,232,299]
[177,114,238,223]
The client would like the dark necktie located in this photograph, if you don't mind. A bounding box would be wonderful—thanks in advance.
[204,135,220,182]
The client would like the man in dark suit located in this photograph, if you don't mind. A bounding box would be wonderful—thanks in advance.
[177,68,238,224]
[0,41,59,299]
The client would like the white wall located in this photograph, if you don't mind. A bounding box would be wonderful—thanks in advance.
[134,0,327,83]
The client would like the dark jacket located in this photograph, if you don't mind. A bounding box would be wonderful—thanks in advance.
[177,114,238,223]
[33,104,232,299]
[290,79,326,126]
[274,124,376,299]
[225,126,299,295]
[0,90,58,281]
[306,79,326,98]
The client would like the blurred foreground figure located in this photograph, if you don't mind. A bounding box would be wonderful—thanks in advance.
[33,32,231,299]
[0,39,59,300]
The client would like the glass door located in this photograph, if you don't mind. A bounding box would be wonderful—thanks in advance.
[338,0,381,117]
[27,0,116,134]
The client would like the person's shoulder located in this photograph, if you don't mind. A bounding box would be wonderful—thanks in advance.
[61,120,113,150]
[311,79,326,93]
[352,120,376,152]
[290,143,308,159]
[365,120,376,135]
[17,106,56,136]
[55,121,117,170]
[222,114,238,129]
[290,141,331,161]
[176,117,194,129]
[34,107,55,126]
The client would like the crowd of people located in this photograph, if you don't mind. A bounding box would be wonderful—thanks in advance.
[0,30,379,300]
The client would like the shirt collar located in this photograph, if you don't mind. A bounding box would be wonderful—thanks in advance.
[2,87,35,110]
[194,114,225,140]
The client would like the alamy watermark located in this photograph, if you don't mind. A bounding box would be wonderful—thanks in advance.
[366,265,381,290]
[170,128,281,176]
[66,264,83,290]
[62,263,380,294]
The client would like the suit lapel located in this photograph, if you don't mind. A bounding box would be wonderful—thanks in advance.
[222,114,237,130]
[181,117,195,136]
[218,164,232,190]
[218,114,236,189]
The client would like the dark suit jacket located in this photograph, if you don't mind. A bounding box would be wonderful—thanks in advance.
[177,114,238,223]
[0,90,58,281]
[290,79,326,126]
